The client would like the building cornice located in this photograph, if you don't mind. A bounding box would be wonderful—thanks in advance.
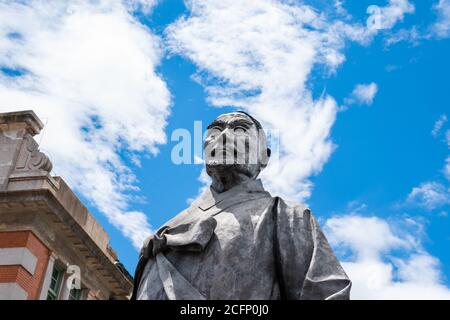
[0,181,133,298]
[0,110,43,136]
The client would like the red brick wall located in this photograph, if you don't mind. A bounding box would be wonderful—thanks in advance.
[0,230,51,299]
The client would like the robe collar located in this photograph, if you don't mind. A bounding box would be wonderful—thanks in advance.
[194,177,270,212]
[162,177,272,230]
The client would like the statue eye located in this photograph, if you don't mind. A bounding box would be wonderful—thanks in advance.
[233,126,247,135]
[207,126,222,138]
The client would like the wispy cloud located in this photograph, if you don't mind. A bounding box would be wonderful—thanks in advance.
[166,1,341,201]
[444,130,450,180]
[445,156,450,181]
[345,82,379,106]
[432,0,450,38]
[325,214,450,299]
[432,114,448,137]
[165,1,411,202]
[406,120,450,212]
[385,26,421,46]
[334,0,351,19]
[124,0,159,14]
[367,0,415,31]
[0,1,171,249]
[446,129,450,147]
[383,0,450,46]
[407,182,450,211]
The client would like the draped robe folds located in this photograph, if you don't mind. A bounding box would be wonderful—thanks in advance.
[133,178,351,300]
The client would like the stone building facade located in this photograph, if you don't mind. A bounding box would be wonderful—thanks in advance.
[0,110,133,300]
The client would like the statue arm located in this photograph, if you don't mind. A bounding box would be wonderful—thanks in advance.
[275,198,351,300]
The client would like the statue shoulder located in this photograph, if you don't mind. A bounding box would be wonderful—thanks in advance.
[273,196,314,229]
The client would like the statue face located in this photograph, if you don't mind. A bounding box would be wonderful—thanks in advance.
[204,112,268,178]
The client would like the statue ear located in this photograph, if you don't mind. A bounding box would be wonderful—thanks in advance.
[267,148,271,158]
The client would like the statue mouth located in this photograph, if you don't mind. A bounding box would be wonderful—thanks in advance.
[205,159,225,166]
[205,159,240,166]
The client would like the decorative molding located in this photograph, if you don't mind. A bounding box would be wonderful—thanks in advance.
[0,110,43,136]
[14,134,52,173]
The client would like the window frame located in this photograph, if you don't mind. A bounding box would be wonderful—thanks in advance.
[46,264,64,300]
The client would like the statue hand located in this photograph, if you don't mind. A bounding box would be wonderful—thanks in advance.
[140,226,169,259]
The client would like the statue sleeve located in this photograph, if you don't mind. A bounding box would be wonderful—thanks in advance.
[274,197,351,300]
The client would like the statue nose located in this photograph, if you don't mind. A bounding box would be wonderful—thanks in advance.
[221,129,239,151]
[219,127,235,141]
[205,128,237,151]
[206,127,229,145]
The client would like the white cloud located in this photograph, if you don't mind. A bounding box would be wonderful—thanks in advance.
[407,182,450,210]
[385,64,400,72]
[432,0,450,38]
[432,114,448,137]
[334,0,350,18]
[165,1,412,202]
[445,130,450,180]
[345,82,378,106]
[446,129,450,147]
[380,0,450,45]
[166,0,346,201]
[409,123,450,211]
[445,156,450,181]
[366,0,415,31]
[325,215,450,299]
[384,26,421,46]
[325,215,409,261]
[0,1,171,249]
[125,0,158,11]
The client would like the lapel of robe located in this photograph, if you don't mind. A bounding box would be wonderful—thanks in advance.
[167,178,272,228]
[154,178,272,300]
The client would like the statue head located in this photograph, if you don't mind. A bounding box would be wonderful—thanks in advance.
[204,111,270,184]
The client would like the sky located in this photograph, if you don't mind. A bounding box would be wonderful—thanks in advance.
[0,0,449,299]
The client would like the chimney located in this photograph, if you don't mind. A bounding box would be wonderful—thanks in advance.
[0,110,52,191]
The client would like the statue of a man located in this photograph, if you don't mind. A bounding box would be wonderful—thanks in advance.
[132,111,351,300]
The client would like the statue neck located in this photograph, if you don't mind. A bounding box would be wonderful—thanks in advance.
[208,167,251,193]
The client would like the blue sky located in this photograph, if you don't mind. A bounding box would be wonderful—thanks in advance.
[1,0,450,299]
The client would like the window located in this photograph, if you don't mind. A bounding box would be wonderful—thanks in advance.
[69,288,82,300]
[46,265,63,300]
